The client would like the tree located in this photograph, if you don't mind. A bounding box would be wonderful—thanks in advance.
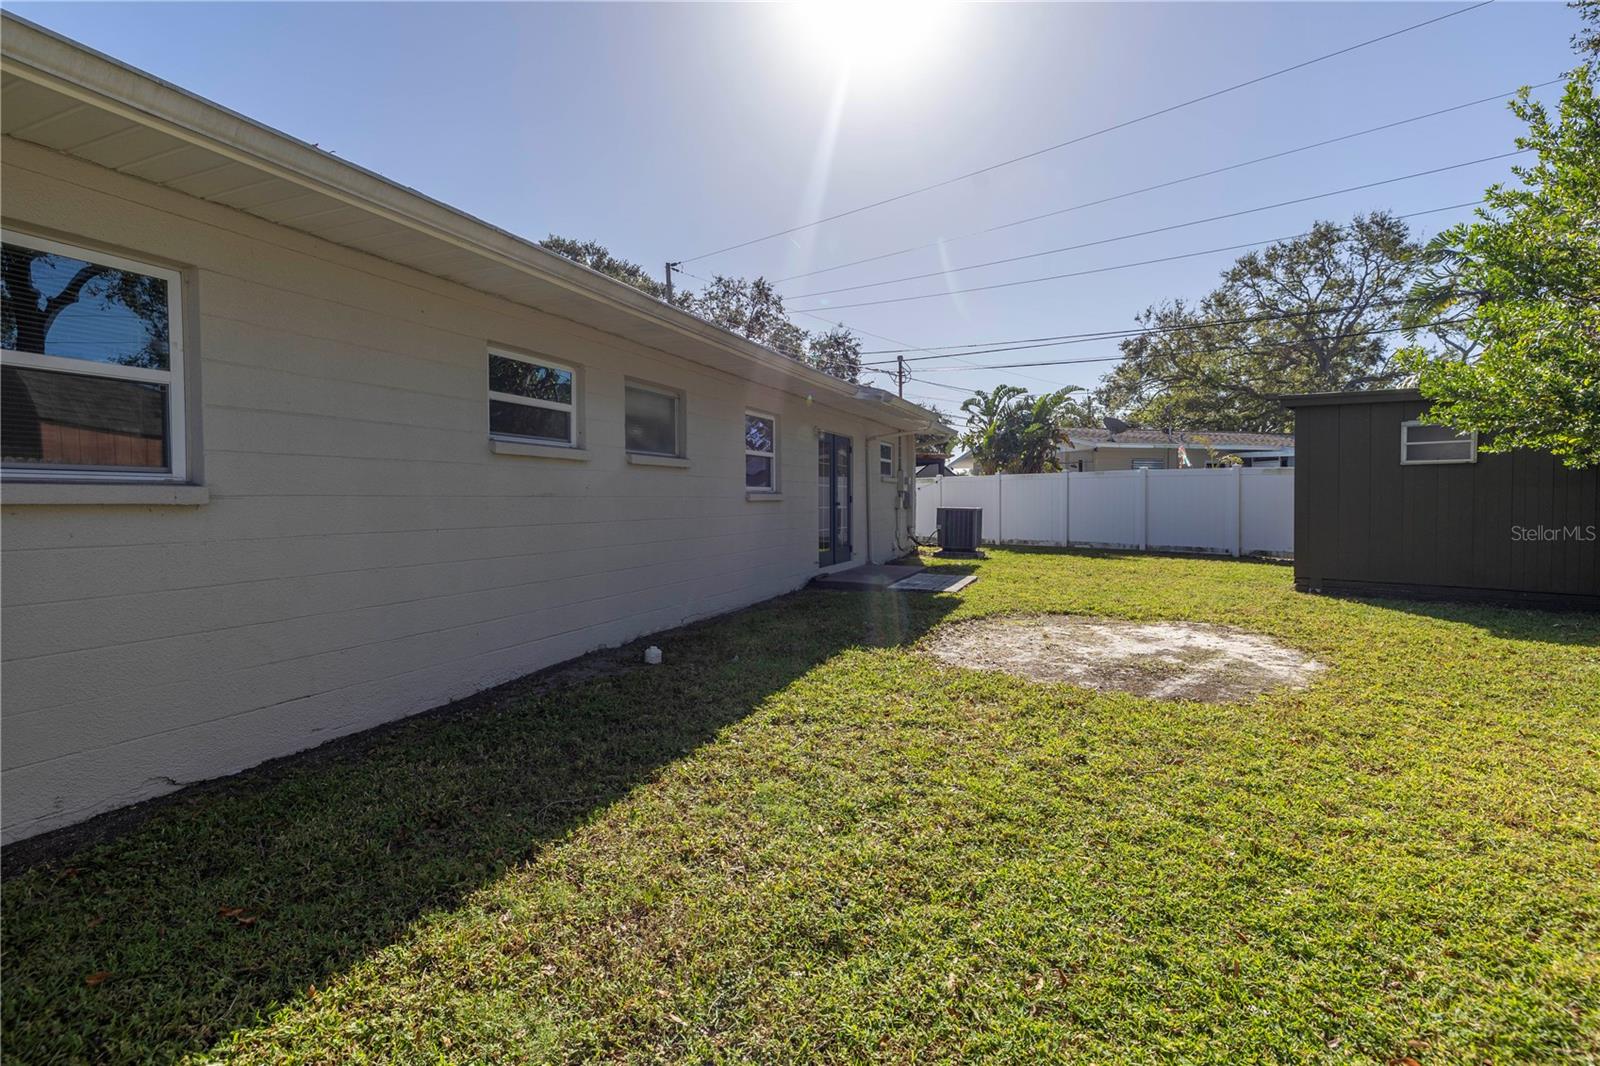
[681,275,809,357]
[1054,391,1102,428]
[959,385,1026,474]
[538,236,865,382]
[539,235,670,301]
[679,275,867,382]
[1573,0,1599,60]
[958,384,1082,473]
[1,246,169,368]
[1398,66,1600,469]
[806,324,863,382]
[1095,212,1423,433]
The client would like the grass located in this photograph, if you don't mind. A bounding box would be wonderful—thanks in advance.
[4,548,1598,1064]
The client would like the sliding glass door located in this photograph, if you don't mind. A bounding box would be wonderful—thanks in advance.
[817,432,852,566]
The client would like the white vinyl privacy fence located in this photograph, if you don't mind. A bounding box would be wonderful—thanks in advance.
[916,467,1293,557]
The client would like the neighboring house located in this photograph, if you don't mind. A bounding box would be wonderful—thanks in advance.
[944,449,976,475]
[0,17,945,843]
[932,433,1292,477]
[1058,428,1294,471]
[1282,389,1597,609]
[914,450,954,479]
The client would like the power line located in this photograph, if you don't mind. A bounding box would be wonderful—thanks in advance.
[774,77,1560,286]
[789,199,1488,314]
[788,154,1521,302]
[893,374,981,396]
[859,290,1469,367]
[788,294,1079,391]
[679,0,1496,264]
[905,319,1455,374]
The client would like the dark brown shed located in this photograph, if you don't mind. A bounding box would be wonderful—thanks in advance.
[1281,389,1598,610]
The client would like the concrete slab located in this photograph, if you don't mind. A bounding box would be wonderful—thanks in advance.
[810,564,926,591]
[888,573,976,594]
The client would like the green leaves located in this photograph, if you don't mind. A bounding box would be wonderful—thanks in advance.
[539,236,865,382]
[1096,213,1425,433]
[958,385,1083,473]
[1404,65,1600,469]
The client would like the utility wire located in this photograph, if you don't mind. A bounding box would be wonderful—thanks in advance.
[774,76,1559,285]
[859,290,1468,367]
[790,199,1489,314]
[905,319,1455,374]
[679,0,1496,264]
[788,154,1521,301]
[678,272,1071,389]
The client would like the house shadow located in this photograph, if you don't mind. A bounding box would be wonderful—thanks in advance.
[1,586,957,1062]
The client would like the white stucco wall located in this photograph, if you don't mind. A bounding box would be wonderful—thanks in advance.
[0,139,916,842]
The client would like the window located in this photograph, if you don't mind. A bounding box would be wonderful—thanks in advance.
[1,232,185,480]
[1401,421,1476,465]
[625,382,681,456]
[879,441,894,478]
[1131,458,1166,470]
[745,411,776,491]
[488,348,575,446]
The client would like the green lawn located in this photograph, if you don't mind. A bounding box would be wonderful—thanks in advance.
[5,549,1599,1064]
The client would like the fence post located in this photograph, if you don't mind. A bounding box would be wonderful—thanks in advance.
[1232,465,1244,557]
[996,472,1003,544]
[1137,467,1149,551]
[1060,471,1072,546]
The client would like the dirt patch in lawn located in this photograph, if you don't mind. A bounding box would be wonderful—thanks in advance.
[923,615,1323,702]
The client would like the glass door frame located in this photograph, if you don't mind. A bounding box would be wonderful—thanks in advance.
[818,431,853,567]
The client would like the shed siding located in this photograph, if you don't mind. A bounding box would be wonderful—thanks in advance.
[1,140,913,841]
[1291,395,1599,607]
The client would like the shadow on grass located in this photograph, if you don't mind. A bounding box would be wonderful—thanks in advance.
[1331,592,1600,645]
[1,588,955,1063]
[942,543,1294,567]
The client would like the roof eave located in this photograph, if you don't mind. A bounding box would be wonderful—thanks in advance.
[0,12,945,434]
[1277,388,1424,408]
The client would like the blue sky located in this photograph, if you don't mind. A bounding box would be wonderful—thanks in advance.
[11,1,1583,418]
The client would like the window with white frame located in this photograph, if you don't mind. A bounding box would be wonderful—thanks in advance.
[1131,458,1166,470]
[745,411,776,491]
[1401,420,1476,464]
[879,440,894,478]
[1,232,185,480]
[488,348,576,446]
[625,382,682,456]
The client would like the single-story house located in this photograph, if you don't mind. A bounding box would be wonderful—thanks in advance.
[928,431,1292,477]
[1058,428,1294,471]
[945,449,976,475]
[0,17,947,843]
[1282,389,1597,609]
[914,448,956,479]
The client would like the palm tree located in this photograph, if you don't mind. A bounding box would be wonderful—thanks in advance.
[959,385,1027,474]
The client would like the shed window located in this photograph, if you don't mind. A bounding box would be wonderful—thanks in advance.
[745,412,776,491]
[625,382,681,456]
[488,349,576,446]
[879,441,894,478]
[1,233,185,480]
[1401,421,1476,465]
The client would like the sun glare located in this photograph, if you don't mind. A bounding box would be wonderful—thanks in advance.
[786,0,956,75]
